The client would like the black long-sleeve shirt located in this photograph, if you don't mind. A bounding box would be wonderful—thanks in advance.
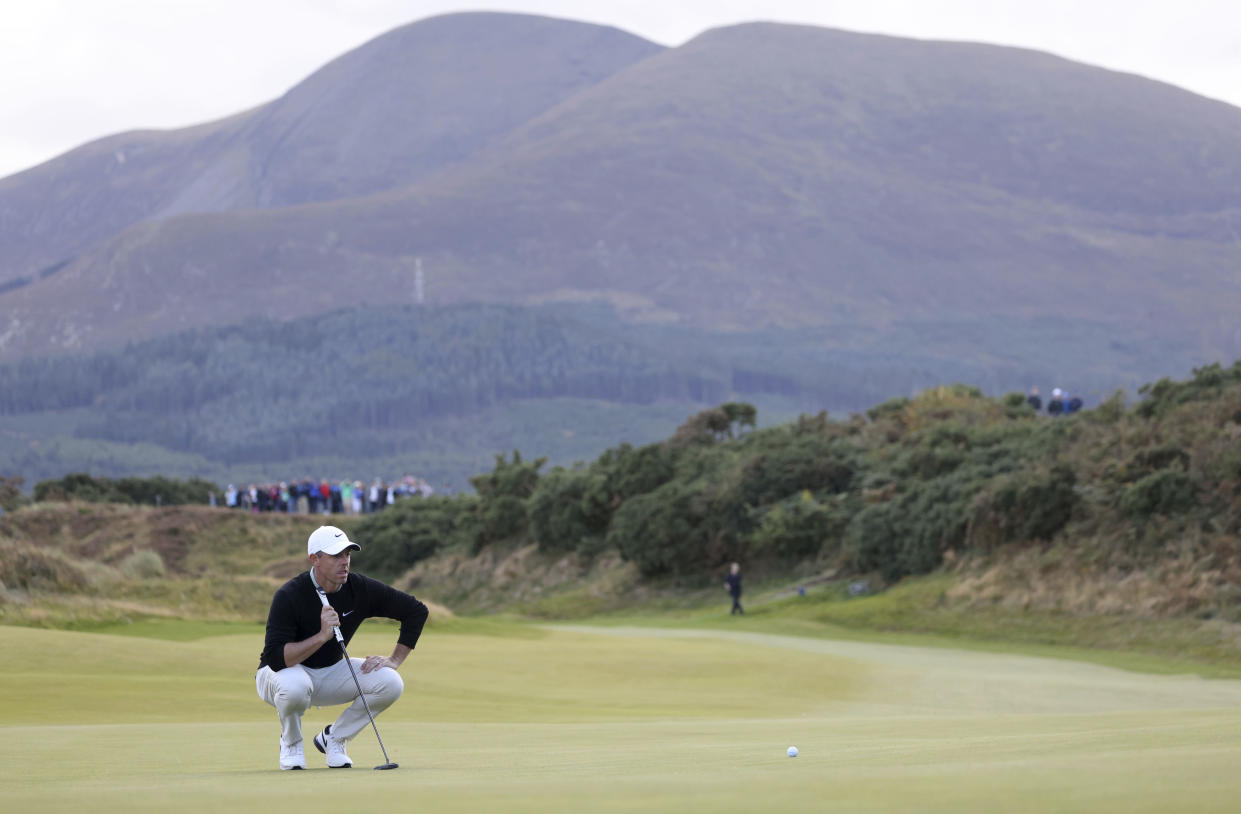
[258,571,429,672]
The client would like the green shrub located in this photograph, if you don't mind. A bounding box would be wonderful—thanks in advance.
[1136,361,1241,418]
[607,482,714,576]
[866,397,911,422]
[0,475,27,512]
[118,549,166,579]
[34,472,121,503]
[355,494,480,581]
[32,473,217,505]
[477,495,529,546]
[528,467,597,553]
[1120,470,1197,518]
[1128,446,1190,478]
[967,465,1078,547]
[1001,391,1037,419]
[846,472,983,582]
[595,443,676,502]
[736,435,855,504]
[846,500,905,581]
[669,402,757,447]
[750,491,835,559]
[468,450,545,499]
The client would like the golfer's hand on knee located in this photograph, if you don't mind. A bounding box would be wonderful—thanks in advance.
[361,655,395,673]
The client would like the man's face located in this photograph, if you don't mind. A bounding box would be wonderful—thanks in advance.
[311,550,351,585]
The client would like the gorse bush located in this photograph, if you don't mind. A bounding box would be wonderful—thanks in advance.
[528,467,596,554]
[607,482,714,576]
[751,491,837,560]
[317,360,1241,588]
[967,465,1078,549]
[33,473,217,505]
[1120,470,1197,519]
[354,494,480,582]
[1135,361,1241,418]
[118,549,166,579]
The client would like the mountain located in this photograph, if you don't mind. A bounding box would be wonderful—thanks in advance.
[0,13,661,291]
[3,13,1241,488]
[2,15,1240,367]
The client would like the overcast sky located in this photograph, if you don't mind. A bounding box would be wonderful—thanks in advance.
[3,1,1239,180]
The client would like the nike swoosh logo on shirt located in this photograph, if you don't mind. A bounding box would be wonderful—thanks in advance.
[341,610,354,617]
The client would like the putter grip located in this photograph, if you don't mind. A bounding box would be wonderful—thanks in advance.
[315,586,346,643]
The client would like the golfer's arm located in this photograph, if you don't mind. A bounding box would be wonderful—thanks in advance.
[283,630,332,668]
[388,643,412,668]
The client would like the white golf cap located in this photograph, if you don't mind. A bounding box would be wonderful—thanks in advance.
[307,525,361,556]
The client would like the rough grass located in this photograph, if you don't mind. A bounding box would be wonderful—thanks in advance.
[4,501,1240,681]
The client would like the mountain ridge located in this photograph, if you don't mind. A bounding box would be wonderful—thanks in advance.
[0,12,661,287]
[1,13,1240,372]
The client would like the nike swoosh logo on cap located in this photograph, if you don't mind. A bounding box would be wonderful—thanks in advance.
[334,532,343,537]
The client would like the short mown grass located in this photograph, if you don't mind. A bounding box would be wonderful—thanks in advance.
[4,620,1241,814]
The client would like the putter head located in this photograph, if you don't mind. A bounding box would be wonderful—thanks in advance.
[374,762,399,771]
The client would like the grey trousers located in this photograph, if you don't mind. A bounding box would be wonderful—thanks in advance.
[256,658,404,747]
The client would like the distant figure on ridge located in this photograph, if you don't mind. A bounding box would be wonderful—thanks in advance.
[724,562,744,615]
[1026,387,1042,412]
[1048,388,1065,417]
[1066,391,1083,414]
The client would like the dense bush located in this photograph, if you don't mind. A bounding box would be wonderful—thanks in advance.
[476,495,530,547]
[528,467,596,554]
[1135,361,1241,418]
[750,491,836,560]
[17,357,1241,593]
[469,451,545,500]
[735,434,855,505]
[0,476,26,512]
[119,549,167,579]
[33,473,217,505]
[607,482,716,576]
[592,443,677,503]
[967,465,1078,548]
[461,368,1239,584]
[354,494,480,581]
[1120,470,1197,518]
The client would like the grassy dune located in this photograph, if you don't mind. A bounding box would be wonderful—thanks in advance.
[4,620,1241,813]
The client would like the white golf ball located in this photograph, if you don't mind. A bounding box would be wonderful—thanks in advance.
[787,746,798,758]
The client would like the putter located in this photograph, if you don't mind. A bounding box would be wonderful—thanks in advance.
[315,586,399,770]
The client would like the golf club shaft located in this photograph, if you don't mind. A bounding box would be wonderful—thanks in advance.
[336,637,395,766]
[315,586,396,766]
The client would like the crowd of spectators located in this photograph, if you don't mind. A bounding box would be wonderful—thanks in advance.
[213,476,435,514]
[1026,386,1083,416]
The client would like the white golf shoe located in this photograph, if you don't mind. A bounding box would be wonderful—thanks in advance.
[279,739,306,771]
[314,725,353,768]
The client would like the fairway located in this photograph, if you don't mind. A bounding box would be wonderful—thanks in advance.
[3,622,1241,813]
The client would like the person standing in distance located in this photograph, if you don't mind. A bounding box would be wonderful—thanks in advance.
[724,562,744,615]
[256,525,429,770]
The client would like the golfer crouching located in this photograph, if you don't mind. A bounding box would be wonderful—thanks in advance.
[256,525,428,770]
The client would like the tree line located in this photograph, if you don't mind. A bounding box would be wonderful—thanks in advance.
[10,360,1240,595]
[352,361,1241,589]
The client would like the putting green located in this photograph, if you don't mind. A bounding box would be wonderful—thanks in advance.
[2,622,1240,812]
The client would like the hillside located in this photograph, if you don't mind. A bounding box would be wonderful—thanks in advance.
[1,15,1240,369]
[0,300,1208,489]
[0,13,660,290]
[3,361,1240,670]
